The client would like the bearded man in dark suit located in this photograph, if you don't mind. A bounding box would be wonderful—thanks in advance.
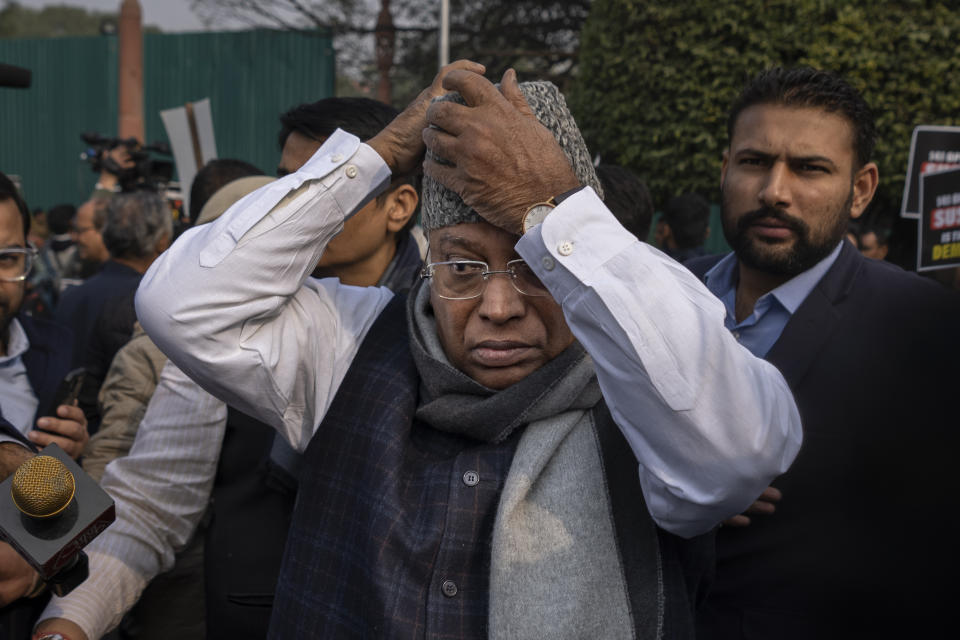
[693,67,960,639]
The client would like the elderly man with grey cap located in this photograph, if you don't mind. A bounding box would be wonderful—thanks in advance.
[134,61,801,639]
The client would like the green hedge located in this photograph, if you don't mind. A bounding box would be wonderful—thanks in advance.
[571,0,960,209]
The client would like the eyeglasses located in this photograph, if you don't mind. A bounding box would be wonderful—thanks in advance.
[0,246,37,282]
[420,259,549,300]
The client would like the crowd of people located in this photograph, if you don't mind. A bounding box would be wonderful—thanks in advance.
[0,58,957,640]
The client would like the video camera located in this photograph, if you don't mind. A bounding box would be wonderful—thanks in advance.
[79,132,175,193]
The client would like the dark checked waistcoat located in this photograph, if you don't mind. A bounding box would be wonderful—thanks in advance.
[268,295,714,640]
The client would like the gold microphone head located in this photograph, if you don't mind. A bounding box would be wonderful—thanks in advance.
[11,456,76,518]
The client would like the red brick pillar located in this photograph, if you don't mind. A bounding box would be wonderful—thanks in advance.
[118,0,144,142]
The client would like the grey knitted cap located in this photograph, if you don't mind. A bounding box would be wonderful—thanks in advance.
[422,80,602,231]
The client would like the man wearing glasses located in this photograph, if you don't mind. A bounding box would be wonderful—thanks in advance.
[0,171,88,460]
[0,172,89,619]
[133,63,802,638]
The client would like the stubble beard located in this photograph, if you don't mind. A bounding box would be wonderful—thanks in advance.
[721,185,853,277]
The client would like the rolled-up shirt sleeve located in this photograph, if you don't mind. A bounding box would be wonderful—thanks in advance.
[136,130,394,450]
[516,186,803,538]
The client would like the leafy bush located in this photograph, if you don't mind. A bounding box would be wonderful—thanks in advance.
[571,0,960,209]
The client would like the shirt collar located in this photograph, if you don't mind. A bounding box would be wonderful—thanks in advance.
[767,242,843,313]
[703,252,739,300]
[704,241,844,315]
[0,318,29,364]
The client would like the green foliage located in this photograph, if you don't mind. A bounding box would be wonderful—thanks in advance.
[571,0,960,209]
[0,1,161,38]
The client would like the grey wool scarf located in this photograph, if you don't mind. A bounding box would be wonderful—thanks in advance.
[407,281,643,639]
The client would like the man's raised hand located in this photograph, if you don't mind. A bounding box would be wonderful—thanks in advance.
[368,59,485,177]
[422,68,580,235]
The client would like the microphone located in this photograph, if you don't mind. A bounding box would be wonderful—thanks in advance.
[0,63,31,89]
[0,444,115,596]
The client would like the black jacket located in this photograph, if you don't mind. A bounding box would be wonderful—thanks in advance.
[691,243,960,639]
[20,312,74,422]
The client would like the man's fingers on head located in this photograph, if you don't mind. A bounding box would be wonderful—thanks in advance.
[499,68,534,117]
[422,127,460,166]
[431,62,486,99]
[422,158,459,192]
[426,101,472,137]
[440,69,500,107]
[440,59,485,78]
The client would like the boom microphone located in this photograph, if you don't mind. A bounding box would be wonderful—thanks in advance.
[0,444,115,596]
[0,63,31,89]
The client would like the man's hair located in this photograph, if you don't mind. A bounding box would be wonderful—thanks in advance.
[102,191,173,259]
[278,97,400,149]
[190,159,264,221]
[279,97,420,230]
[46,204,76,235]
[596,164,654,241]
[727,67,876,169]
[0,171,30,238]
[662,193,711,249]
[859,225,890,246]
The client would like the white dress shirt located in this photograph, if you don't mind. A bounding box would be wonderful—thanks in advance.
[41,128,802,638]
[136,129,802,537]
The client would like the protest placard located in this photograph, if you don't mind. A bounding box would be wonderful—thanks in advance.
[900,126,960,219]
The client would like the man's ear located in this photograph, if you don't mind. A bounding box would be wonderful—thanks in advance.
[850,162,879,220]
[383,184,419,233]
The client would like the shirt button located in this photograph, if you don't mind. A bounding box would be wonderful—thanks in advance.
[331,153,343,162]
[557,241,574,256]
[463,470,479,486]
[441,580,458,597]
[732,330,741,340]
[344,165,358,178]
[541,256,555,271]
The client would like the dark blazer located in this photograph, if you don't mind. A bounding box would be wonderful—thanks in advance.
[19,312,74,421]
[203,231,425,638]
[55,260,141,367]
[691,243,960,639]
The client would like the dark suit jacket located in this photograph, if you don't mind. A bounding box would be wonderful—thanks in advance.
[19,312,74,421]
[691,243,960,639]
[55,260,141,368]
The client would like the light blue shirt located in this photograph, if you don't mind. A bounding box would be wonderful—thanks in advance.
[0,318,39,434]
[704,243,843,358]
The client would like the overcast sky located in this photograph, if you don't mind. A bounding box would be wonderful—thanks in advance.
[14,0,229,32]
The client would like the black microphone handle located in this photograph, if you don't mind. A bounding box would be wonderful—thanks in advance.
[47,549,89,597]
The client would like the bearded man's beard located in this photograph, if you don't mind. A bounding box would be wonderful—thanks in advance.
[720,186,852,277]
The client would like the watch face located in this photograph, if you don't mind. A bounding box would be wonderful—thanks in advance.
[523,205,553,233]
